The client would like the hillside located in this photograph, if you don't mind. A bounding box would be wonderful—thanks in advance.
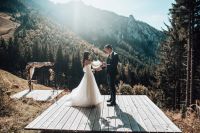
[0,69,58,132]
[0,0,107,88]
[0,0,162,87]
[0,69,50,94]
[0,0,106,59]
[28,0,165,65]
[0,13,20,40]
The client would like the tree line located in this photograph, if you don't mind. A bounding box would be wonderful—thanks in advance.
[157,0,200,110]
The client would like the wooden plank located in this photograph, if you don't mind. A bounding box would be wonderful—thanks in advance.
[54,107,75,129]
[143,96,182,132]
[115,96,125,132]
[101,95,109,131]
[76,107,92,130]
[134,96,162,132]
[126,95,147,132]
[93,95,105,131]
[10,89,30,99]
[62,107,81,130]
[68,107,87,131]
[102,95,107,109]
[137,95,174,132]
[25,95,69,129]
[33,100,68,129]
[47,107,71,129]
[121,95,141,132]
[25,95,181,132]
[130,95,156,132]
[11,89,63,101]
[84,107,98,130]
[117,96,132,132]
[40,105,70,129]
[92,105,102,131]
[108,106,116,131]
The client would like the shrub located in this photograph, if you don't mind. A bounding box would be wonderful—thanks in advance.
[132,84,148,95]
[148,89,164,107]
[99,84,109,95]
[118,80,134,94]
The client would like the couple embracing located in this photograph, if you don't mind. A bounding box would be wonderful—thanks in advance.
[65,44,119,107]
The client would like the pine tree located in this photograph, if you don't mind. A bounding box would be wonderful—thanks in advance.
[157,0,200,109]
[6,37,21,72]
[55,45,64,86]
[41,44,48,61]
[192,0,200,102]
[63,53,69,88]
[48,49,54,62]
[157,0,188,108]
[70,52,83,88]
[0,38,8,69]
[32,42,41,62]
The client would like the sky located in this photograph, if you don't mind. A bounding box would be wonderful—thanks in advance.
[49,0,175,30]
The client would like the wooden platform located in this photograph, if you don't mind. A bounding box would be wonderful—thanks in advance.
[11,89,63,101]
[25,95,182,132]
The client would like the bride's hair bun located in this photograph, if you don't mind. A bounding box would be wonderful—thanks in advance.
[83,51,90,59]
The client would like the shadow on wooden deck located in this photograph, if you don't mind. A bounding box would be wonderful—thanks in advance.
[40,105,146,133]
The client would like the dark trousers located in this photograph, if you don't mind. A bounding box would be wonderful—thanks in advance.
[107,73,116,103]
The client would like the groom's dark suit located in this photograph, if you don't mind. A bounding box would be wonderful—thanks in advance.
[106,51,119,104]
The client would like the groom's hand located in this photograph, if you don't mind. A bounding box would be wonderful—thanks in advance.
[101,62,107,68]
[96,67,102,71]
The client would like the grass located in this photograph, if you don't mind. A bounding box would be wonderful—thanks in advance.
[0,12,20,40]
[0,69,67,132]
[165,110,200,133]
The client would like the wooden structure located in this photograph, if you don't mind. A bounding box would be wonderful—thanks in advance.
[25,95,182,132]
[25,62,54,91]
[11,89,63,101]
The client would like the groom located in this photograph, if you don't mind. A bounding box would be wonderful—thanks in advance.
[102,44,119,106]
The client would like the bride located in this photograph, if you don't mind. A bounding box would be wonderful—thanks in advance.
[65,51,103,107]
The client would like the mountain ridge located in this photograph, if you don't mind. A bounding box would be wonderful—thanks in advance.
[0,0,165,67]
[28,0,165,63]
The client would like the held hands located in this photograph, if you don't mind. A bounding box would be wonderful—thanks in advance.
[101,62,110,68]
[94,62,107,72]
[95,67,102,72]
[91,61,108,72]
[91,67,102,73]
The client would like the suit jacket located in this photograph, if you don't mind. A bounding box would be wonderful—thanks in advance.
[106,51,119,76]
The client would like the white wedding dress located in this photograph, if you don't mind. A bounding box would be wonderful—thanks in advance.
[65,64,103,107]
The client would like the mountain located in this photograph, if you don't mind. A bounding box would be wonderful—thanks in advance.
[28,0,165,65]
[0,0,105,59]
[0,0,106,88]
[1,0,165,66]
[0,0,164,87]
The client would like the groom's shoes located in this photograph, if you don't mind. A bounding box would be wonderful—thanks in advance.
[107,102,116,106]
[107,99,112,102]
